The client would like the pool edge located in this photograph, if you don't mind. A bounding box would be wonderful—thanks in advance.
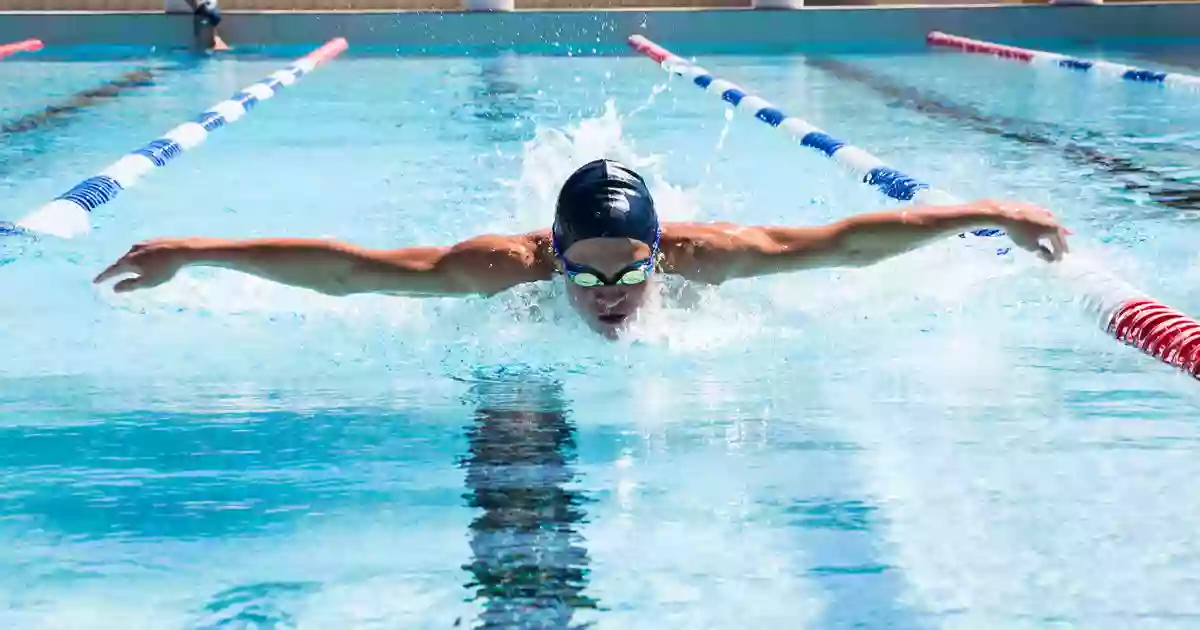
[1,3,1197,52]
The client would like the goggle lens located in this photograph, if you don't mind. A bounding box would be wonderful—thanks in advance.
[571,273,603,287]
[617,268,647,285]
[567,266,650,288]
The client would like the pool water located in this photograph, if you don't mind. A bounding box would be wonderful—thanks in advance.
[3,40,1200,629]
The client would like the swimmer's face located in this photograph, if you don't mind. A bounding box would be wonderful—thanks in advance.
[561,237,654,339]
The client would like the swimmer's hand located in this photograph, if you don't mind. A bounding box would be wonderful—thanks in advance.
[93,237,198,292]
[983,200,1072,262]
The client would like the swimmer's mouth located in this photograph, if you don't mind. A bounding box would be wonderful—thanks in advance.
[598,313,628,325]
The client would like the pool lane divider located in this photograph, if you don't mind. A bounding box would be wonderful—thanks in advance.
[628,34,1200,380]
[0,39,43,60]
[805,58,1200,213]
[2,37,348,241]
[927,31,1200,92]
[627,36,980,228]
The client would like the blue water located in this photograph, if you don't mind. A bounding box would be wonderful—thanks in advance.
[3,41,1200,629]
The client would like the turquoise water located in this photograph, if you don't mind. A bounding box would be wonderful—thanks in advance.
[3,42,1200,628]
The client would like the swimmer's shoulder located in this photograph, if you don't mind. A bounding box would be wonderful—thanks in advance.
[437,229,557,295]
[507,228,557,276]
[658,221,753,284]
[518,228,554,255]
[659,221,757,258]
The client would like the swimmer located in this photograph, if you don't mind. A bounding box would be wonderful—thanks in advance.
[93,159,1070,339]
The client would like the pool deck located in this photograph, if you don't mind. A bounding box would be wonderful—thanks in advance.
[0,2,1197,52]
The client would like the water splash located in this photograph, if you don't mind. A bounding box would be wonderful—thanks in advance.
[706,107,735,178]
[500,99,678,231]
[39,98,1036,385]
[624,81,668,120]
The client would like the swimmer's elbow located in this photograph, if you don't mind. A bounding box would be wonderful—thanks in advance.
[739,231,865,275]
[354,250,510,296]
[818,223,900,269]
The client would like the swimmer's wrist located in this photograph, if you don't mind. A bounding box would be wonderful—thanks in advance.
[951,200,1018,231]
[904,202,1008,231]
[171,237,235,267]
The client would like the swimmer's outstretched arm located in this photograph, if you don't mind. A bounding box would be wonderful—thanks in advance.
[659,199,1071,284]
[93,233,557,296]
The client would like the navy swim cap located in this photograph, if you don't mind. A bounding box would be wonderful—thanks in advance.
[552,159,659,255]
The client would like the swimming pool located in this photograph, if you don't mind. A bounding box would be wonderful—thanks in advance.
[3,35,1200,628]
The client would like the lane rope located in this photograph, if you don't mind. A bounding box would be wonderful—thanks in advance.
[927,31,1200,92]
[4,37,348,241]
[628,34,1200,380]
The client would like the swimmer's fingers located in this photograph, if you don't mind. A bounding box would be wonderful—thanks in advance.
[1031,230,1070,263]
[94,240,161,284]
[1012,226,1070,263]
[1050,229,1070,260]
[1006,230,1042,259]
[93,258,139,284]
[112,275,165,293]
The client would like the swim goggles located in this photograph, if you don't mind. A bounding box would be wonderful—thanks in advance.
[553,229,661,288]
[562,257,653,287]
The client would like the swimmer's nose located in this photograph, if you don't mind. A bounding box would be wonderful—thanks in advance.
[591,288,628,310]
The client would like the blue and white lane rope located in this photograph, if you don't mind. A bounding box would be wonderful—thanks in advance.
[628,34,1200,382]
[627,35,1008,247]
[928,31,1200,92]
[6,37,348,240]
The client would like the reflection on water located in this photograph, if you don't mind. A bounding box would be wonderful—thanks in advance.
[459,373,598,629]
[473,55,527,123]
[464,54,538,145]
[0,60,198,180]
[2,68,158,135]
[192,581,321,630]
